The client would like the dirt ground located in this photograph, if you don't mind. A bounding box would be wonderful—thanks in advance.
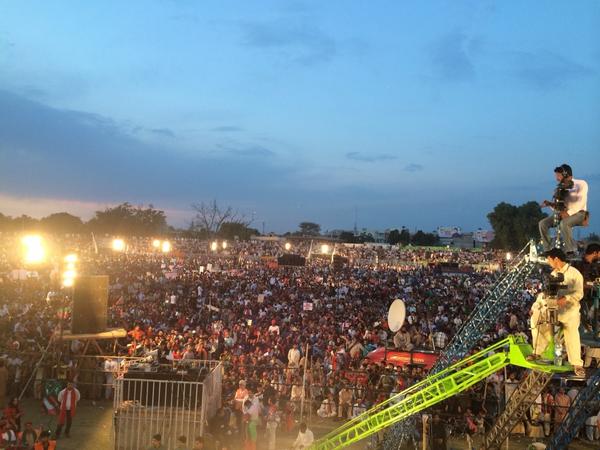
[20,398,598,449]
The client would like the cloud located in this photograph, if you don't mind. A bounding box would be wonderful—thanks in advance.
[242,20,336,65]
[404,163,424,172]
[149,128,176,138]
[428,31,478,82]
[510,50,594,90]
[346,152,397,163]
[0,89,291,207]
[211,125,243,133]
[216,143,275,158]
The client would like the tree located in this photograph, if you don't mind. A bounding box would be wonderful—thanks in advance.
[487,201,547,250]
[399,228,410,246]
[87,203,168,235]
[219,222,259,240]
[586,232,599,242]
[40,212,84,234]
[190,200,249,238]
[387,229,401,245]
[0,214,40,232]
[411,230,439,246]
[387,228,410,245]
[339,231,356,243]
[298,222,321,236]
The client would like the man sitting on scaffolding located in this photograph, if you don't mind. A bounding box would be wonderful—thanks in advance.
[539,164,589,257]
[529,248,585,377]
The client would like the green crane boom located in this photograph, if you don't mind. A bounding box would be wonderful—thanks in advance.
[310,335,570,450]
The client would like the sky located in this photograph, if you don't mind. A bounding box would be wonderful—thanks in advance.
[0,1,599,234]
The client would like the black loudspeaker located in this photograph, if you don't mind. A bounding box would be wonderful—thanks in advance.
[71,275,108,334]
[333,255,349,270]
[277,253,306,266]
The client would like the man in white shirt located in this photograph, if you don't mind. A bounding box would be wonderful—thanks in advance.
[55,381,81,438]
[529,248,585,377]
[292,422,314,449]
[539,164,589,254]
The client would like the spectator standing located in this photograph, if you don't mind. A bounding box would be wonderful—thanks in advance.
[55,382,80,439]
[554,388,570,425]
[0,360,7,409]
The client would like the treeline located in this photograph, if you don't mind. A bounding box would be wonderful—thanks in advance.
[0,203,168,236]
[0,203,171,236]
[0,202,259,240]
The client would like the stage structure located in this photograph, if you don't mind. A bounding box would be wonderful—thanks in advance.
[113,360,221,450]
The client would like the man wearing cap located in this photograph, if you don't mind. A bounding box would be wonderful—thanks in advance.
[529,248,585,377]
[539,164,589,255]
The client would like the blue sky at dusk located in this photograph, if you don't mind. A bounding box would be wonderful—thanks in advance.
[1,1,599,233]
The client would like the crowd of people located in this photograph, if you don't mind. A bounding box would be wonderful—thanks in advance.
[0,233,598,449]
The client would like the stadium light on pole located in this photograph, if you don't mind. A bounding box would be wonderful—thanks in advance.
[152,239,161,249]
[112,238,126,252]
[321,244,330,254]
[211,241,218,252]
[22,235,46,264]
[285,242,291,251]
[222,241,227,250]
[62,253,78,287]
[161,241,172,253]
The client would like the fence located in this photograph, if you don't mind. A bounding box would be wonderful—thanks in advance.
[113,360,222,450]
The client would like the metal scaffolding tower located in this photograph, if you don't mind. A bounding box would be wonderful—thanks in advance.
[483,370,552,449]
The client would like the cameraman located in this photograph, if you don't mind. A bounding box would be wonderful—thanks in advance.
[539,164,588,255]
[529,248,585,376]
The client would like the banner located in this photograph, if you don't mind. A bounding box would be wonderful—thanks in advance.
[303,302,313,311]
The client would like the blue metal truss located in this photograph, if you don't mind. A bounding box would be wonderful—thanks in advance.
[547,368,600,450]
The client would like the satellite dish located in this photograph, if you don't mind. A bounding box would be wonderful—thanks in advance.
[388,299,406,332]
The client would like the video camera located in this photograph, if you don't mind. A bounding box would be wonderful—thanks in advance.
[543,272,567,303]
[552,178,574,212]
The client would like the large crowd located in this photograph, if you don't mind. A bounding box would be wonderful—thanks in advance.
[0,233,599,449]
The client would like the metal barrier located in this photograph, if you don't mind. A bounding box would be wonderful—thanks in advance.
[113,361,222,450]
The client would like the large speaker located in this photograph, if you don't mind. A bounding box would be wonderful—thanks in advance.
[71,275,108,334]
[277,253,306,266]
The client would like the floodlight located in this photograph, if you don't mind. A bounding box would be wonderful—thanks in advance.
[284,242,291,251]
[64,253,78,263]
[161,241,172,253]
[321,244,330,254]
[506,252,512,261]
[152,239,161,248]
[62,277,75,288]
[112,239,126,252]
[211,241,218,251]
[222,241,227,249]
[63,270,77,279]
[22,235,46,264]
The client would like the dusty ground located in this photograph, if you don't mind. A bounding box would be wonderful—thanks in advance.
[20,398,598,449]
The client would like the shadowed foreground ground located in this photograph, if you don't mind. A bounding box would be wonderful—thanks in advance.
[20,398,597,450]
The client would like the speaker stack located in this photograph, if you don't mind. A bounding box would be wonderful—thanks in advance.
[71,275,108,334]
[277,253,306,267]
